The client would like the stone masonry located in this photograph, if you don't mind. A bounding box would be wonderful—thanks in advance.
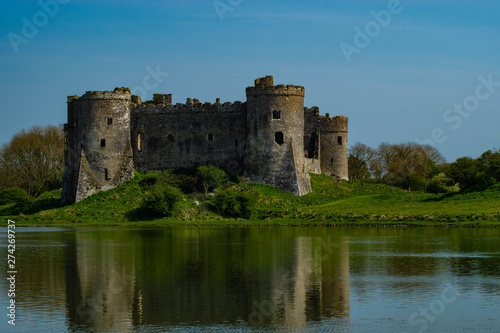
[61,76,348,204]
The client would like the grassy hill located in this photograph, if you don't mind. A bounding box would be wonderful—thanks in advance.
[1,172,500,227]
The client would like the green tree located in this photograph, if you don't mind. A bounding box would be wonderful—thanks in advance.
[478,149,500,182]
[446,157,481,190]
[348,143,374,180]
[197,165,227,196]
[427,173,460,194]
[0,125,64,197]
[374,142,446,190]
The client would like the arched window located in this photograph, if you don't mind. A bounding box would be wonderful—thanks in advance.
[138,133,144,152]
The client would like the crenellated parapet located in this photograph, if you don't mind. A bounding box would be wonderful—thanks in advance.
[79,88,132,101]
[132,99,246,115]
[62,76,348,204]
[245,76,311,196]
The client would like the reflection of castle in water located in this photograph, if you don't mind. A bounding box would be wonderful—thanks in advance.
[269,236,350,329]
[62,229,350,330]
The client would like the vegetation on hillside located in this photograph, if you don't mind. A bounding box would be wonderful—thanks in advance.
[0,125,499,227]
[0,125,64,197]
[348,142,500,193]
[1,171,499,226]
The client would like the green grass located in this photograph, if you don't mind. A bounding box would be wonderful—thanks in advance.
[1,172,500,227]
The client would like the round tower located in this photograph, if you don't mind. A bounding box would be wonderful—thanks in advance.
[71,88,134,201]
[319,115,348,180]
[245,76,311,195]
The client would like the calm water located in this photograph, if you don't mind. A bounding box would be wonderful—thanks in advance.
[0,226,499,332]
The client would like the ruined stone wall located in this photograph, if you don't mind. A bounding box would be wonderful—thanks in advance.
[304,107,320,160]
[319,115,348,180]
[61,88,135,204]
[245,76,311,196]
[131,101,246,175]
[62,76,348,204]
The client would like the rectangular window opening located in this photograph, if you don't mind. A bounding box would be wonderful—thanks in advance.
[104,168,110,180]
[275,132,284,145]
[273,110,282,120]
[107,118,113,125]
[100,139,106,147]
[338,136,343,145]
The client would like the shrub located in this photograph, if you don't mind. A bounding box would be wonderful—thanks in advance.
[0,187,30,205]
[211,187,256,219]
[427,173,460,194]
[142,185,183,217]
[139,170,199,194]
[197,165,227,195]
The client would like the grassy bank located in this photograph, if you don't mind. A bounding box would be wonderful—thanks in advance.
[1,173,500,227]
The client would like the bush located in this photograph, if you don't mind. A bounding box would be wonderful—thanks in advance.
[139,170,199,194]
[427,173,460,194]
[0,187,30,205]
[211,187,256,219]
[197,165,227,195]
[142,185,183,217]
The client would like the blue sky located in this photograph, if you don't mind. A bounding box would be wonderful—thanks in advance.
[0,0,499,162]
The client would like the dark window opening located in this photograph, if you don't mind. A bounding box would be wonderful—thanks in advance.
[100,139,106,147]
[273,110,282,119]
[275,132,284,145]
[308,150,314,158]
[208,133,214,142]
[107,118,113,125]
[167,134,175,143]
[138,133,144,152]
[235,139,238,147]
[331,158,334,162]
[338,136,343,145]
[104,168,110,180]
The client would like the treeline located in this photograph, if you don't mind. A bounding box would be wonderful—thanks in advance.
[0,125,64,204]
[349,142,500,193]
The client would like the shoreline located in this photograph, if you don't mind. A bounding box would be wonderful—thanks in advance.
[6,219,500,228]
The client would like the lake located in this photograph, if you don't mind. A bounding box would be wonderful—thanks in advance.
[0,226,499,332]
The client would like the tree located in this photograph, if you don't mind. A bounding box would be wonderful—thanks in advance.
[373,142,446,190]
[348,143,375,180]
[477,149,500,182]
[445,157,480,191]
[197,165,227,196]
[0,125,64,197]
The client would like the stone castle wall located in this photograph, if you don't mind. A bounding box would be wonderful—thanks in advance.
[131,101,246,175]
[62,76,348,204]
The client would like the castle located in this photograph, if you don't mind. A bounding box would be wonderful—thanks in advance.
[61,76,348,204]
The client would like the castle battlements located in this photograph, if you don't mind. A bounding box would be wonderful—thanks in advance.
[133,99,246,114]
[80,88,132,101]
[61,76,348,204]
